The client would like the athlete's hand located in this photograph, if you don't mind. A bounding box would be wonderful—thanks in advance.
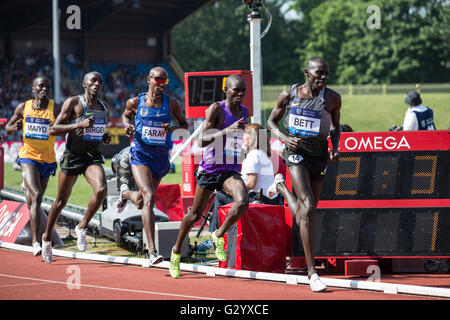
[78,116,94,129]
[161,123,174,134]
[11,120,22,132]
[330,150,340,163]
[224,117,246,135]
[102,132,112,145]
[125,124,135,138]
[283,135,302,151]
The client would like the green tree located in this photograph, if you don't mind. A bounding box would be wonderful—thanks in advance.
[291,0,450,84]
[171,0,303,84]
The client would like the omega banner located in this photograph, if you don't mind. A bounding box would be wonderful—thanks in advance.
[289,130,450,258]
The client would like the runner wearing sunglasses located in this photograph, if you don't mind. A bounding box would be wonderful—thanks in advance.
[120,67,188,265]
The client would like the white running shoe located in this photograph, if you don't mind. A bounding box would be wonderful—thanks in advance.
[116,184,129,213]
[149,250,164,266]
[309,273,327,292]
[75,224,87,252]
[267,173,285,198]
[41,235,52,263]
[32,242,42,256]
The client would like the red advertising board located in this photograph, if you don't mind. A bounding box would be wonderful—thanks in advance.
[0,200,30,243]
[330,130,449,152]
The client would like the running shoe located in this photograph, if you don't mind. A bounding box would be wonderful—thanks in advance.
[267,173,285,198]
[309,273,327,292]
[211,231,226,262]
[149,250,164,266]
[75,224,87,252]
[169,248,181,279]
[116,184,129,213]
[32,242,42,256]
[41,235,52,263]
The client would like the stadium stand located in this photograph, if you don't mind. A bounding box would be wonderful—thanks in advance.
[0,50,185,119]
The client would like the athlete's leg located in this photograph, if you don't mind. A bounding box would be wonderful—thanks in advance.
[131,165,159,253]
[288,165,319,279]
[215,174,249,238]
[78,164,107,230]
[276,181,298,218]
[43,171,78,242]
[172,184,214,255]
[21,163,45,244]
[122,189,144,209]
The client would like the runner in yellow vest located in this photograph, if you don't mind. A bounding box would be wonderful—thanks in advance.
[5,76,60,256]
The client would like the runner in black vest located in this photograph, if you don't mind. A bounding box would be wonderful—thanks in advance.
[267,57,342,292]
[42,71,111,263]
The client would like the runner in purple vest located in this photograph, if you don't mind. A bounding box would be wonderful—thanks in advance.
[169,75,249,278]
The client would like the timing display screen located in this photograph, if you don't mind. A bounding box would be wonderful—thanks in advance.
[187,75,227,107]
[320,151,449,200]
[184,70,253,118]
[288,130,450,258]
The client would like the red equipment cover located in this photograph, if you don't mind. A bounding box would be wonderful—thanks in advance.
[155,184,183,222]
[218,203,286,273]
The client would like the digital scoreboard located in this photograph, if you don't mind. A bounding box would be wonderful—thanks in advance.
[184,70,253,118]
[288,130,450,258]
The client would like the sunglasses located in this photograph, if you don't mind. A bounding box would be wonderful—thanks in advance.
[149,76,169,85]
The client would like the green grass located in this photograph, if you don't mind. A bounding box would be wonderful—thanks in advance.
[261,93,450,132]
[3,160,183,208]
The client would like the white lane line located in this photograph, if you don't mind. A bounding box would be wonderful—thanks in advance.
[0,274,222,300]
[0,282,54,288]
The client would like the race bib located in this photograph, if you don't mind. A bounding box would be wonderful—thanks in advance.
[83,118,107,141]
[288,107,321,137]
[224,134,244,158]
[142,119,167,146]
[24,116,50,140]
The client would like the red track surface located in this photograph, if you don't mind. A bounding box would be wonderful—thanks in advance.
[1,248,448,302]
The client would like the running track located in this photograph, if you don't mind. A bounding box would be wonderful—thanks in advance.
[1,248,448,305]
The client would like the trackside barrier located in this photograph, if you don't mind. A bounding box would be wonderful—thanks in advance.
[1,241,449,299]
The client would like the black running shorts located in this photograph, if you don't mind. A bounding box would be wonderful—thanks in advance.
[282,148,328,182]
[194,167,242,191]
[60,149,105,176]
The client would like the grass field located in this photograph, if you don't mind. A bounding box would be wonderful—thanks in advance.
[261,92,450,132]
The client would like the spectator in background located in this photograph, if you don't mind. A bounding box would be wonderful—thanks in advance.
[402,90,436,131]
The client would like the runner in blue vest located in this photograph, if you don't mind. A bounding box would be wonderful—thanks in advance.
[121,67,188,265]
[267,57,342,292]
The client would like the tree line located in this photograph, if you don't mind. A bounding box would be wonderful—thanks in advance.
[172,0,450,85]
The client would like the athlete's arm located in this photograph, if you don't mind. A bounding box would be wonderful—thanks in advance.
[122,97,138,138]
[267,90,301,151]
[50,102,67,137]
[5,102,25,135]
[49,97,93,135]
[162,98,188,133]
[329,91,342,162]
[102,102,112,145]
[198,103,245,148]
